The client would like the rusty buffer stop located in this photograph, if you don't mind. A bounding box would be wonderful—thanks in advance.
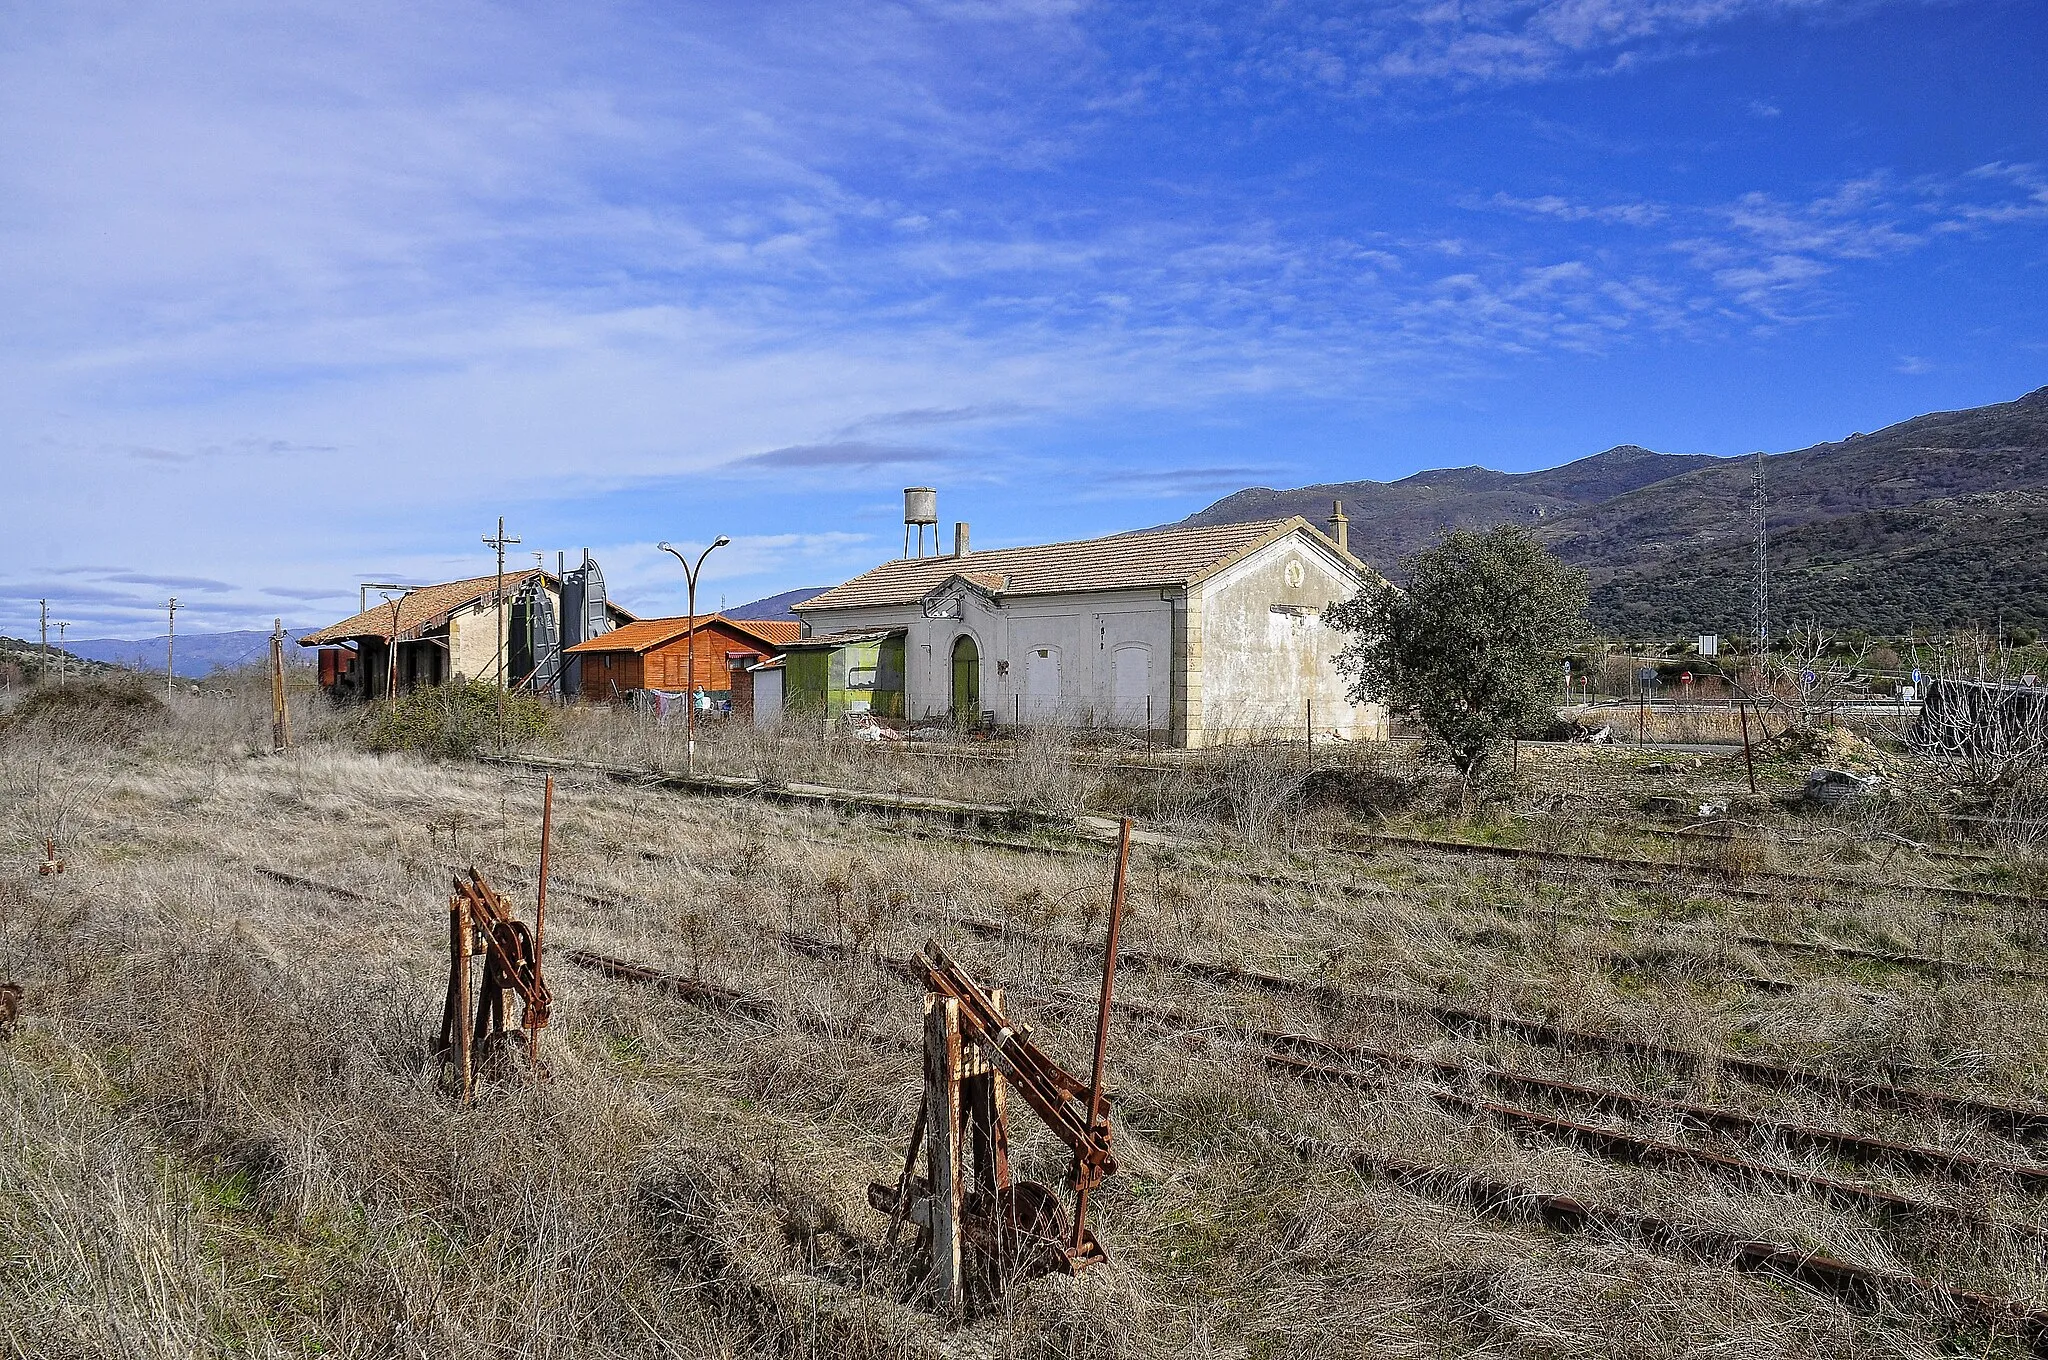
[436,778,556,1103]
[872,819,1132,1312]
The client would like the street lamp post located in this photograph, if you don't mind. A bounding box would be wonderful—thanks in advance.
[380,591,407,700]
[656,536,730,777]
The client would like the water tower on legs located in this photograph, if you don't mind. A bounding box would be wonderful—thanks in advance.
[904,487,938,558]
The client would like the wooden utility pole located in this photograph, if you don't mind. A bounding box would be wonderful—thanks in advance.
[482,518,522,691]
[270,618,292,751]
[55,622,67,686]
[37,599,47,686]
[165,598,177,702]
[483,518,521,750]
[379,592,405,702]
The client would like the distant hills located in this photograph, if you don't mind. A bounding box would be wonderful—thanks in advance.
[0,637,125,683]
[1174,385,2048,635]
[725,587,829,620]
[66,630,315,678]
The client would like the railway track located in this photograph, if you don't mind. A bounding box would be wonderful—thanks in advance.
[1259,1048,2047,1245]
[1484,897,2048,984]
[775,821,2031,994]
[480,750,2040,913]
[1333,830,2044,911]
[1297,1137,2048,1353]
[558,915,2048,1349]
[246,861,2048,1348]
[523,870,2048,1230]
[948,914,2048,1140]
[453,855,2048,1148]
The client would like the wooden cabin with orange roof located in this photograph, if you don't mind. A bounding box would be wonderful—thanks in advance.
[564,615,801,705]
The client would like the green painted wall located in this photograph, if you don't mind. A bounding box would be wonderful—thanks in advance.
[784,637,904,719]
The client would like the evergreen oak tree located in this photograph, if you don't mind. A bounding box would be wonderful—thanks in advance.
[1327,526,1588,781]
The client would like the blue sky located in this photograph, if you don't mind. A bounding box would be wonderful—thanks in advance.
[3,0,2044,636]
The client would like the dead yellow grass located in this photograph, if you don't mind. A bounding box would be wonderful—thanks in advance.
[4,690,2048,1356]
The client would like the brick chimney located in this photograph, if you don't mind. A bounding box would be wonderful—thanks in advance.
[954,522,970,557]
[1328,499,1349,555]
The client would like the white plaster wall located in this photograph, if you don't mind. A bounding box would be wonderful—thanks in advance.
[1193,534,1383,744]
[799,586,1175,729]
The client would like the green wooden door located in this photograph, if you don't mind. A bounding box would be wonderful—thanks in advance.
[950,634,980,718]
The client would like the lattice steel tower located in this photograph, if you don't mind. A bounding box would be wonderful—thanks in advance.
[1749,449,1769,652]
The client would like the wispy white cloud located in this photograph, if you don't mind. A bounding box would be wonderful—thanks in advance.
[1487,191,1667,225]
[1121,0,1933,97]
[1477,166,2047,322]
[0,0,2035,636]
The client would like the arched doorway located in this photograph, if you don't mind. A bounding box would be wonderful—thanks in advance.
[950,634,981,718]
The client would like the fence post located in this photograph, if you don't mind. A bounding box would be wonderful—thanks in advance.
[923,995,964,1314]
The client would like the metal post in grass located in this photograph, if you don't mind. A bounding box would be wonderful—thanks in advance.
[656,535,730,778]
[1738,700,1759,795]
[1072,816,1130,1255]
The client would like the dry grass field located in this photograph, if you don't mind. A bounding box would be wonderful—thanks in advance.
[7,681,2048,1359]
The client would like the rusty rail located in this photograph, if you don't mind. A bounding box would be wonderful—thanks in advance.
[558,948,778,1020]
[1332,830,2044,911]
[1484,897,2048,984]
[955,915,2048,1140]
[1259,1031,2048,1191]
[1297,1136,2048,1353]
[1264,1050,2047,1245]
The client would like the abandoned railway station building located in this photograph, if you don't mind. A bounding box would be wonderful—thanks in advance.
[300,561,635,701]
[787,502,1385,748]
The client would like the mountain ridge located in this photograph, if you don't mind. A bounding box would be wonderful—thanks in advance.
[1173,385,2048,634]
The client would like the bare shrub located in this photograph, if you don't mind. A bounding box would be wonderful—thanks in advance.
[358,679,557,759]
[1884,631,2048,854]
[1208,736,1312,848]
[0,676,166,746]
[997,721,1097,818]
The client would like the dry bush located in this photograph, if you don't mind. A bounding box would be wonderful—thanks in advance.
[996,722,1100,818]
[0,675,166,745]
[357,679,557,759]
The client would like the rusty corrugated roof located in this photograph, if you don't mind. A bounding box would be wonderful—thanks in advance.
[798,518,1324,612]
[563,615,800,655]
[783,626,908,649]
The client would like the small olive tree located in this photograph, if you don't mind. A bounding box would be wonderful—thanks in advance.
[1326,526,1588,781]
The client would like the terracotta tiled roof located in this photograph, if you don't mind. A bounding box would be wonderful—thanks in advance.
[563,614,800,655]
[299,571,543,647]
[299,571,640,648]
[738,619,804,646]
[798,518,1335,612]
